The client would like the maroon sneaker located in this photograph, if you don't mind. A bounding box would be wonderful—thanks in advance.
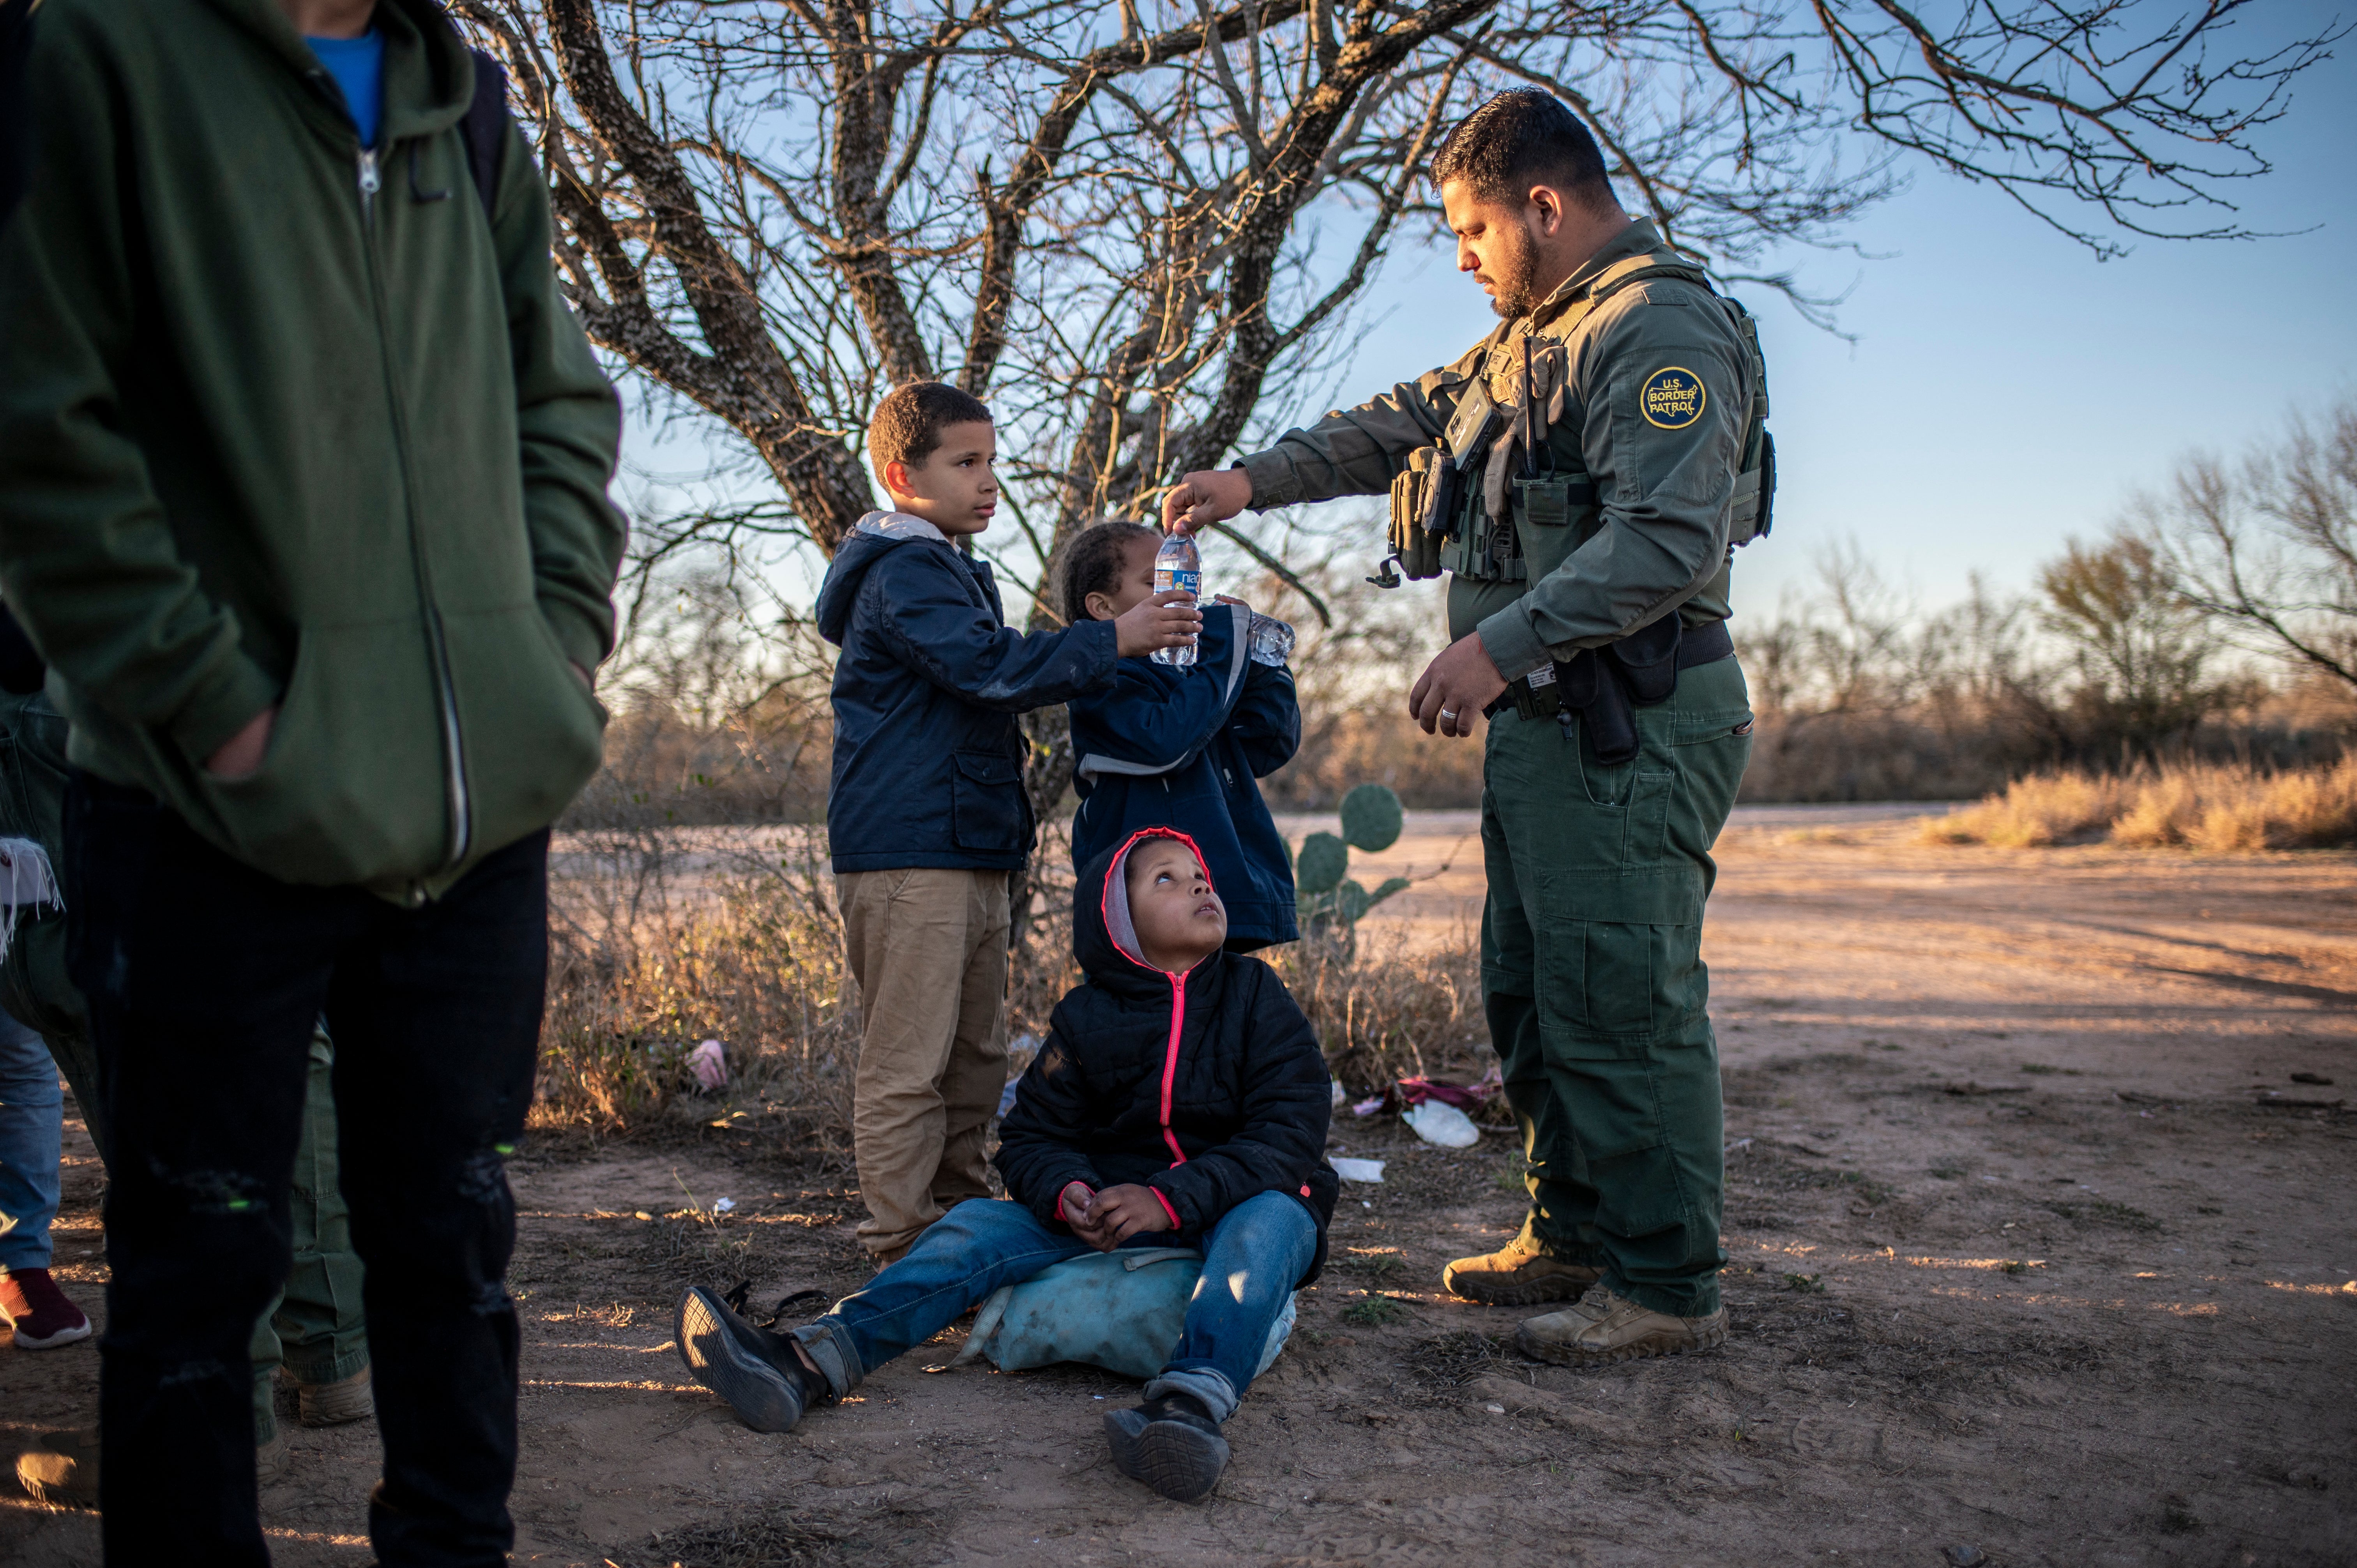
[0,1267,93,1349]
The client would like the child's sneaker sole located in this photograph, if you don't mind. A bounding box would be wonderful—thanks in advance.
[1104,1407,1230,1503]
[9,1316,93,1351]
[674,1286,807,1433]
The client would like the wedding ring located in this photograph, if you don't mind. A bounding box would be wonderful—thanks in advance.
[1439,708,1458,720]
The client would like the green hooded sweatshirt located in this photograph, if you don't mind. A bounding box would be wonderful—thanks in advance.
[0,0,625,902]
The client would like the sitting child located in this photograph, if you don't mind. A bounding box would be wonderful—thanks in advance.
[675,827,1338,1503]
[1060,521,1303,949]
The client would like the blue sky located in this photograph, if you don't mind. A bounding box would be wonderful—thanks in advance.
[1286,20,2357,624]
[621,9,2354,630]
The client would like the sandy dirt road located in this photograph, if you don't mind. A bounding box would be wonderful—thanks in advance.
[7,812,2353,1566]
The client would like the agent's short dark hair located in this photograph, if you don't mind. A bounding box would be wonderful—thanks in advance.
[1056,520,1159,623]
[1430,89,1616,214]
[868,381,993,474]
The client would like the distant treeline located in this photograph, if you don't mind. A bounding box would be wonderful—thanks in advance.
[574,402,2356,820]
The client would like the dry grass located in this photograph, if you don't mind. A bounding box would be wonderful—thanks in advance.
[533,826,1494,1141]
[1922,754,2357,851]
[1271,925,1489,1101]
[536,827,859,1151]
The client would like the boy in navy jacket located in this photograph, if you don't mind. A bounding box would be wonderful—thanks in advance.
[1060,521,1303,948]
[814,385,1196,1261]
[675,827,1337,1503]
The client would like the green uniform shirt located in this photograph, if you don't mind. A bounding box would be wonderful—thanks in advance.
[1237,219,1754,682]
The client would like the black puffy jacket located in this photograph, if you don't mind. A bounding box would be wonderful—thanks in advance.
[994,826,1339,1284]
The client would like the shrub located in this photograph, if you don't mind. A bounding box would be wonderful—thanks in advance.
[536,821,1493,1140]
[1924,755,2357,851]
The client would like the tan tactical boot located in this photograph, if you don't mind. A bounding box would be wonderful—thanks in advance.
[255,1429,289,1485]
[1440,1243,1601,1307]
[296,1366,375,1428]
[1514,1286,1727,1366]
[16,1427,99,1508]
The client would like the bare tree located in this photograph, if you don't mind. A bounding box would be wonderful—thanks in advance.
[455,0,2337,574]
[453,0,2337,884]
[2140,399,2357,692]
[2039,532,2224,754]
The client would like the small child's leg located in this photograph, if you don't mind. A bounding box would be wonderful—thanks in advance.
[1106,1192,1318,1503]
[677,1198,1086,1430]
[1157,1191,1319,1415]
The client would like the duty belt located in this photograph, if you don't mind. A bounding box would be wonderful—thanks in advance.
[1485,616,1736,765]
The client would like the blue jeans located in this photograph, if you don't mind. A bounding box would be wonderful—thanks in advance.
[0,1003,62,1271]
[795,1192,1317,1421]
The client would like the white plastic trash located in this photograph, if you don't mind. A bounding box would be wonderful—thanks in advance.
[1328,1157,1385,1183]
[1403,1099,1480,1148]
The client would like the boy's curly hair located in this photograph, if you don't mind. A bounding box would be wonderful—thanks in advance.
[1056,520,1160,623]
[868,381,993,475]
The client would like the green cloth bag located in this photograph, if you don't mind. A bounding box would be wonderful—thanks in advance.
[949,1247,1295,1381]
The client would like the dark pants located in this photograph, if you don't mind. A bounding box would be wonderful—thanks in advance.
[66,778,548,1568]
[1479,657,1753,1317]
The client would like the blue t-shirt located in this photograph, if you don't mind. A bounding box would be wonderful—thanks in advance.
[307,30,385,148]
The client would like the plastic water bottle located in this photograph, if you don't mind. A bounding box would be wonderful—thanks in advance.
[1152,530,1201,666]
[1246,611,1296,667]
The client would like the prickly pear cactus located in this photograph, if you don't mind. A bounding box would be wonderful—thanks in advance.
[1295,784,1410,948]
[1295,832,1350,895]
[1339,783,1403,853]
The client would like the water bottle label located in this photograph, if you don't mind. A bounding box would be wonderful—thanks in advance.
[1154,567,1201,597]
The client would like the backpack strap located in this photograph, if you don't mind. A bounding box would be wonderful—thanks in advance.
[458,49,509,221]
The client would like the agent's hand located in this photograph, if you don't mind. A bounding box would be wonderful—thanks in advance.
[1078,1183,1175,1250]
[1162,468,1252,535]
[1409,636,1508,739]
[1113,589,1202,658]
[203,706,278,780]
[1058,1181,1096,1229]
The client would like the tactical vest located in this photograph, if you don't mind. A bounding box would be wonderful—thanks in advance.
[1376,252,1775,593]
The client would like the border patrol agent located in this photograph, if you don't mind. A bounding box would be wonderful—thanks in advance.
[1165,90,1772,1366]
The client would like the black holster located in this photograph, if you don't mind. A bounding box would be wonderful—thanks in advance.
[1488,616,1734,765]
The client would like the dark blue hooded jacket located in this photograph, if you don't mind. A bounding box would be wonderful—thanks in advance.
[1069,601,1301,949]
[815,513,1118,872]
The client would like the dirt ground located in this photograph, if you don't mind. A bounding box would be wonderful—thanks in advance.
[6,809,2354,1567]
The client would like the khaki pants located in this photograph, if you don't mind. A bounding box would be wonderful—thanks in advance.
[837,869,1011,1259]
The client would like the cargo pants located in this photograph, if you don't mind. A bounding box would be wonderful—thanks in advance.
[250,1029,370,1442]
[1479,655,1752,1317]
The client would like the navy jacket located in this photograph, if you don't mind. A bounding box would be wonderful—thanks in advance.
[995,827,1338,1285]
[816,514,1118,872]
[1069,602,1302,949]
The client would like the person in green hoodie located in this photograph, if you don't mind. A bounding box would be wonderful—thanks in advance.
[0,0,627,1559]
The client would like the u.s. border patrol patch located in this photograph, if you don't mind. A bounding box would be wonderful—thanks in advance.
[1640,367,1706,429]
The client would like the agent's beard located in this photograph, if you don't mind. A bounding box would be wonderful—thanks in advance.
[1484,222,1542,320]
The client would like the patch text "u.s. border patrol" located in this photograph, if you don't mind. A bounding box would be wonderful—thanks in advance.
[1640,367,1705,429]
